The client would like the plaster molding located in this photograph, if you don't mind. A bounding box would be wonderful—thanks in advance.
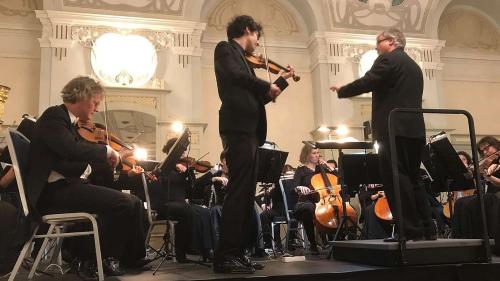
[309,31,445,78]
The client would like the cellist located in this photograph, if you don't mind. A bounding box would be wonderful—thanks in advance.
[292,144,330,255]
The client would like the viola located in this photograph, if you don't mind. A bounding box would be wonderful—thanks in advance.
[309,164,357,231]
[245,53,300,82]
[178,156,213,173]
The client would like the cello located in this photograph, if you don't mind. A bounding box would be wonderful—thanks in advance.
[310,164,357,230]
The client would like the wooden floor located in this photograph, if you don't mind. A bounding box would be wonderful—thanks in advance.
[5,251,500,281]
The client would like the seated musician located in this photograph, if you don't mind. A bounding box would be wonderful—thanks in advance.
[27,76,148,277]
[358,184,392,239]
[292,144,333,255]
[452,136,500,240]
[152,138,213,262]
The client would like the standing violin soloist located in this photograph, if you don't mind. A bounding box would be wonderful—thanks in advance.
[213,15,295,273]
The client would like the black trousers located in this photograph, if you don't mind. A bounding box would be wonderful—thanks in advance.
[158,201,193,258]
[37,179,146,263]
[215,133,259,261]
[260,209,282,248]
[378,136,434,238]
[362,203,391,239]
[294,201,317,246]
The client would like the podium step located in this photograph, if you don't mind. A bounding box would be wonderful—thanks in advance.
[330,239,492,266]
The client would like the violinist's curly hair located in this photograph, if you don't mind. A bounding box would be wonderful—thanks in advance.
[226,15,263,40]
[163,138,178,154]
[61,76,104,103]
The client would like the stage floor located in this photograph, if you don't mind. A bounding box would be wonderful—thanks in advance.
[10,252,500,281]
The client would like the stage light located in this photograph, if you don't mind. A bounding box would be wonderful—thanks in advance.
[373,141,380,153]
[318,126,330,133]
[335,125,349,136]
[171,121,184,133]
[133,147,148,161]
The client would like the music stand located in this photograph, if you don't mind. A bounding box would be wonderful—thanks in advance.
[421,132,474,218]
[326,153,382,259]
[157,128,191,174]
[256,147,288,255]
[153,128,192,272]
[257,148,289,184]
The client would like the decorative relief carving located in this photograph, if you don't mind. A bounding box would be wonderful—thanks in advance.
[0,0,41,17]
[72,26,174,50]
[438,8,500,52]
[328,0,434,34]
[63,0,184,16]
[208,0,299,36]
[105,95,158,109]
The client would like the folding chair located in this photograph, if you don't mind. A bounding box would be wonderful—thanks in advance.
[6,128,104,281]
[271,175,307,253]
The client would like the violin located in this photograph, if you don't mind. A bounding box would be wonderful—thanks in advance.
[245,53,300,82]
[178,157,213,173]
[75,120,136,171]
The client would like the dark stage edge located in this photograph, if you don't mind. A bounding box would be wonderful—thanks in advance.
[9,255,500,281]
[330,238,493,267]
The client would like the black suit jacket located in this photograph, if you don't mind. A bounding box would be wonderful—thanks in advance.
[338,48,424,141]
[26,104,107,209]
[214,40,288,146]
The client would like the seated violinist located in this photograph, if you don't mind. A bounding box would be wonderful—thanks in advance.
[292,144,331,255]
[26,76,148,278]
[150,138,213,262]
[452,136,500,241]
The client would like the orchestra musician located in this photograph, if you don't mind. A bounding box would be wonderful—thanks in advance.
[26,76,148,278]
[213,15,295,273]
[452,136,500,240]
[152,137,213,263]
[330,28,436,241]
[358,185,392,239]
[292,144,328,255]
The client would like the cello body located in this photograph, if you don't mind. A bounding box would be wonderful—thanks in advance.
[310,170,357,231]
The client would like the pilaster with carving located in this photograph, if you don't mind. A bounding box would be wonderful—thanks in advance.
[308,31,446,135]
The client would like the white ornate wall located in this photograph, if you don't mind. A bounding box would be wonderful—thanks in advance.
[1,0,499,163]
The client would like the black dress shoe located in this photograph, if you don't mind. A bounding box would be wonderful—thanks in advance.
[103,257,125,276]
[237,255,264,270]
[383,234,424,242]
[213,258,255,274]
[309,245,320,255]
[76,260,98,281]
[121,257,153,270]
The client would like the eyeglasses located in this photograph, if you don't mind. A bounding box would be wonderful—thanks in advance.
[376,37,391,45]
[480,144,491,153]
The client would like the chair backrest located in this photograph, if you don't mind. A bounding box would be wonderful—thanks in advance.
[278,175,298,222]
[5,128,31,217]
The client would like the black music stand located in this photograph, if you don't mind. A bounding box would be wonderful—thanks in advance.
[421,132,474,219]
[257,148,289,184]
[256,147,288,254]
[153,128,193,273]
[157,128,190,174]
